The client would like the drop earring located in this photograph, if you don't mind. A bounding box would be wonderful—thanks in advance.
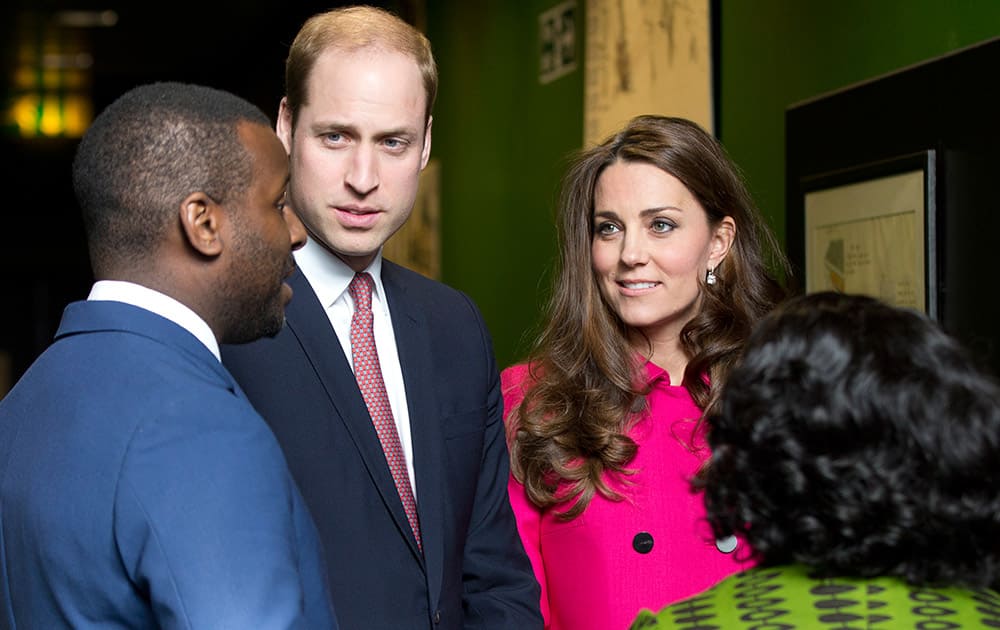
[706,267,717,286]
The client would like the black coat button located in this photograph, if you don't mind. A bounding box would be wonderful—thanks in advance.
[632,531,654,554]
[433,610,441,624]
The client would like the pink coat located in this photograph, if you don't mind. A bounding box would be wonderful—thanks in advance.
[502,362,749,630]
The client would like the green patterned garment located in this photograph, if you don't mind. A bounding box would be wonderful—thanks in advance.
[630,565,1000,629]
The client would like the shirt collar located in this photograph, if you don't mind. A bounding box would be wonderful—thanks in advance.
[640,357,700,393]
[87,280,221,361]
[294,238,387,310]
[641,357,669,386]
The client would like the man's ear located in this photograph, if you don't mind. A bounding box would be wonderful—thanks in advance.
[277,97,293,154]
[180,192,224,258]
[420,115,432,170]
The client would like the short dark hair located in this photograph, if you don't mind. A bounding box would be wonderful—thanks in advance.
[702,292,1000,588]
[72,82,271,273]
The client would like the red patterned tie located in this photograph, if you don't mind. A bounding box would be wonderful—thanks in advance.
[348,272,421,550]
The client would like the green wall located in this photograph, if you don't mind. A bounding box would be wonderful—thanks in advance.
[427,1,1000,371]
[428,1,584,370]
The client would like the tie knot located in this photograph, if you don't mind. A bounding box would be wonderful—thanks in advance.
[348,272,375,312]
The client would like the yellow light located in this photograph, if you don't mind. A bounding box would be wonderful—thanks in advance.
[4,9,96,139]
[10,95,41,136]
[40,94,64,136]
[63,95,92,137]
[6,90,93,138]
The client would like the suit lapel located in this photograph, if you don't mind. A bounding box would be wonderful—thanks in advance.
[284,270,424,562]
[382,263,445,602]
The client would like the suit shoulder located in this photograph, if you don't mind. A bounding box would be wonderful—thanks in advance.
[383,260,464,296]
[383,260,481,315]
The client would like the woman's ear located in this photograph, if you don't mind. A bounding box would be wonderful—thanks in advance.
[179,192,224,258]
[708,216,736,270]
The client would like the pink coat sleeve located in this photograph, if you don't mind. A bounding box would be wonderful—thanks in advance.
[501,364,551,627]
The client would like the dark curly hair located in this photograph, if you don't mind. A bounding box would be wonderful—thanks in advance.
[701,291,1000,588]
[509,115,786,519]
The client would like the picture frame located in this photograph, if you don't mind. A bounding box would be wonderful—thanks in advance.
[800,151,936,316]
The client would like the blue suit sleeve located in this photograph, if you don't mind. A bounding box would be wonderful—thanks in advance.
[460,300,543,629]
[112,398,338,629]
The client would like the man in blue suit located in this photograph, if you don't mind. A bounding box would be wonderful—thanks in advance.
[0,83,338,628]
[222,7,541,629]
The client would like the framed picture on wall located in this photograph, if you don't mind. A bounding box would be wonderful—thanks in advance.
[583,0,714,145]
[802,151,936,315]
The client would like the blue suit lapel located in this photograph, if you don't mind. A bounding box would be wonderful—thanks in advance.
[382,262,445,602]
[284,269,426,563]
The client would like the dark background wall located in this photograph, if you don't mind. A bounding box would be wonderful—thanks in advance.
[0,0,410,392]
[2,1,999,395]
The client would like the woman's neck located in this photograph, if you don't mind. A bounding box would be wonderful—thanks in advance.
[630,332,688,386]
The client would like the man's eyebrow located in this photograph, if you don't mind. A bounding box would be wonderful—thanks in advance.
[308,120,357,135]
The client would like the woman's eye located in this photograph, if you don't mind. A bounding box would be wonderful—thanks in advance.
[651,219,674,233]
[596,222,620,235]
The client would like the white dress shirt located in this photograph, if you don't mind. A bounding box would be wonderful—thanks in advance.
[88,280,220,361]
[294,239,417,499]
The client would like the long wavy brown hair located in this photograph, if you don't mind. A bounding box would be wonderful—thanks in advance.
[509,115,787,519]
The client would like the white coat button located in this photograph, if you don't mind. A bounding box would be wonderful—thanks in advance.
[716,534,738,553]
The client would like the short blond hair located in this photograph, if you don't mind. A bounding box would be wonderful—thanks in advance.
[284,5,437,129]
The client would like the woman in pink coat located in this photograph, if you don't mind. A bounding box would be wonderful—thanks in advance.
[503,116,786,630]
